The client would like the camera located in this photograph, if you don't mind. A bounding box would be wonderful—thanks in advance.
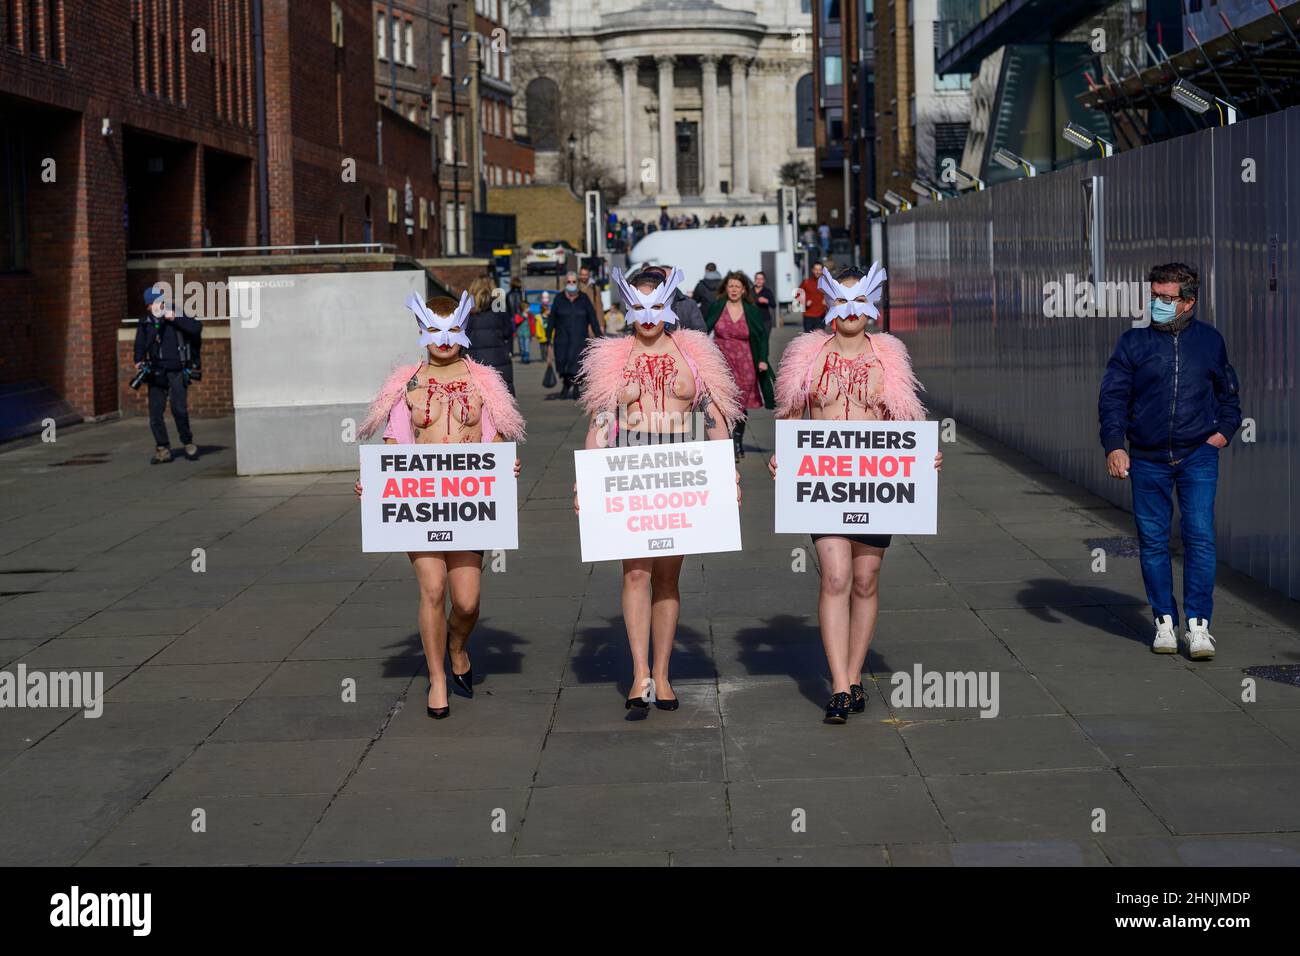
[129,362,153,390]
[184,365,202,384]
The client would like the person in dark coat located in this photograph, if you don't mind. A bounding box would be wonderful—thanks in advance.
[549,270,602,398]
[692,262,723,310]
[134,285,202,463]
[464,276,516,394]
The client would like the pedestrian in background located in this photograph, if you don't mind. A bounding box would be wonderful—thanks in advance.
[704,270,775,460]
[465,275,515,395]
[1099,262,1242,661]
[536,291,552,364]
[753,269,776,344]
[134,286,202,464]
[549,270,602,399]
[692,261,723,310]
[798,261,828,333]
[506,276,529,362]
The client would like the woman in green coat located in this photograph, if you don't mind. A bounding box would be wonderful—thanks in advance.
[704,271,776,460]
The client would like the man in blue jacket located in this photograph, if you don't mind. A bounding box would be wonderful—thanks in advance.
[1098,263,1241,660]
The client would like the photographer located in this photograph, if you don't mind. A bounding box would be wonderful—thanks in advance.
[134,286,202,463]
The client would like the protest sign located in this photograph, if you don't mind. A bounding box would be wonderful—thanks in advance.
[574,439,741,562]
[774,420,938,535]
[360,443,518,552]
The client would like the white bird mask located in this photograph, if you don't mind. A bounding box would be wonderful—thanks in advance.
[612,266,684,327]
[817,261,887,324]
[406,291,473,349]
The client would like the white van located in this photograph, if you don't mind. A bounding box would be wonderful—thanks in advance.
[626,225,798,303]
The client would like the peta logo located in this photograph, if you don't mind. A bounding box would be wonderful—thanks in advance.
[426,530,453,542]
[842,512,871,524]
[648,537,675,551]
[50,886,151,936]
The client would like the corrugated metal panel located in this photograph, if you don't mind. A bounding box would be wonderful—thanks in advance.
[885,106,1299,599]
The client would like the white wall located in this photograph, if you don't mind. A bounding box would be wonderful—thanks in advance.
[229,270,428,475]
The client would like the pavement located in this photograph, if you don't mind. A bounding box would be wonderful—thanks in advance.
[2,325,1300,867]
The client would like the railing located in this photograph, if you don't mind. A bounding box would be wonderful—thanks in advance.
[126,243,398,260]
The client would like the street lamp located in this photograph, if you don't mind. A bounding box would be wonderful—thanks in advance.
[1171,78,1239,125]
[1061,122,1114,157]
[567,133,577,192]
[864,198,888,217]
[882,189,912,212]
[992,147,1037,177]
[953,167,986,190]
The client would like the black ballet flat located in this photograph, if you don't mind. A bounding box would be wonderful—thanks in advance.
[849,683,867,714]
[451,667,474,698]
[626,677,654,712]
[824,692,851,724]
[625,697,649,711]
[653,696,679,711]
[427,705,450,719]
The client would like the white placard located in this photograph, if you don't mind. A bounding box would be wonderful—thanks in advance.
[360,443,518,552]
[774,420,938,535]
[575,439,741,562]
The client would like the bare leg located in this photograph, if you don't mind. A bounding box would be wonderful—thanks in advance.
[845,544,886,686]
[446,551,483,676]
[649,554,685,700]
[408,552,449,709]
[622,558,653,700]
[814,537,854,694]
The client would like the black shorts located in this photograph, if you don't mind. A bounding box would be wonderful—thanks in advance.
[811,533,892,549]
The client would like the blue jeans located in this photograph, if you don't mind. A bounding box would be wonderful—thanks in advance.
[516,328,530,362]
[1129,442,1219,625]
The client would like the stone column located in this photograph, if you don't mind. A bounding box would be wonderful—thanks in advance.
[655,53,679,204]
[730,57,751,197]
[700,54,722,201]
[617,57,638,196]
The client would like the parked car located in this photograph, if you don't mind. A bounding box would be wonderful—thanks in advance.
[523,239,575,276]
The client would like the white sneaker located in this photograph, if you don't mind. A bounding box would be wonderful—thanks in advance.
[1182,618,1216,660]
[1151,615,1177,654]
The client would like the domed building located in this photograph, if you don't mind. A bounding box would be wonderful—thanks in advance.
[512,0,815,222]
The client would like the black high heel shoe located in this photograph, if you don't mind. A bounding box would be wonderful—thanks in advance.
[427,683,450,719]
[849,683,867,714]
[451,666,474,698]
[824,692,851,724]
[625,677,653,712]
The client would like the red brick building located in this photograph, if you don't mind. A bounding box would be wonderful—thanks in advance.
[0,0,444,433]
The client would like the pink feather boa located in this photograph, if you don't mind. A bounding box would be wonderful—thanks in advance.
[575,329,744,428]
[774,330,926,421]
[359,357,526,442]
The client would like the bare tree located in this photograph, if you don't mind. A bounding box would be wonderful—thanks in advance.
[508,6,622,199]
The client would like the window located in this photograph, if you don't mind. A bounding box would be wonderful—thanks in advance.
[390,15,400,62]
[823,56,842,87]
[441,35,450,77]
[387,187,398,224]
[419,197,428,230]
[822,0,840,20]
[376,12,386,60]
[0,127,30,271]
[404,20,413,66]
[795,73,814,148]
[525,77,560,149]
[331,2,343,47]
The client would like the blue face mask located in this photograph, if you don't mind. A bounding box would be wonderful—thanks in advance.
[565,283,578,293]
[1150,299,1179,324]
